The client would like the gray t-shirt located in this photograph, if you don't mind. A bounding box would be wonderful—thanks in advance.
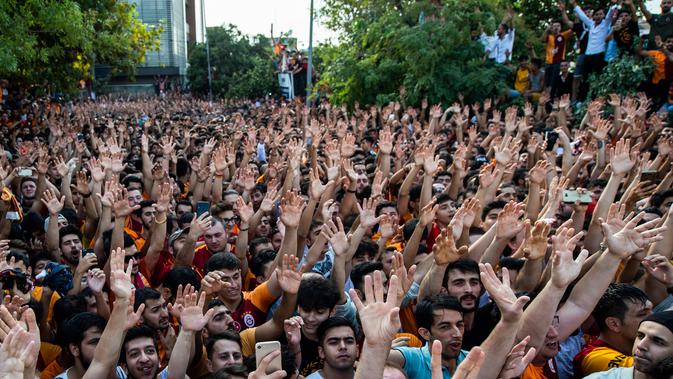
[584,366,634,379]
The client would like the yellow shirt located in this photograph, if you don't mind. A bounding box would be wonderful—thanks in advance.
[514,68,530,92]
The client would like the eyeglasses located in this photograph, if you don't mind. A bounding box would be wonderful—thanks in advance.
[222,216,239,224]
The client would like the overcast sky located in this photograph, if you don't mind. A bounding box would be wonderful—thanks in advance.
[204,0,337,48]
[204,0,662,48]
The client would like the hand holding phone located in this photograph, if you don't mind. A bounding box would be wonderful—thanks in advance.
[255,341,282,374]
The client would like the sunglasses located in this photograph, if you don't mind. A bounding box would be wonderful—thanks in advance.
[0,269,33,294]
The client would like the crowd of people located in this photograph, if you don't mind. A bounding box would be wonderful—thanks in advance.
[2,1,673,379]
[482,0,673,109]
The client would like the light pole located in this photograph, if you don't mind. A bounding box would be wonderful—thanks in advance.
[201,0,213,102]
[306,0,314,108]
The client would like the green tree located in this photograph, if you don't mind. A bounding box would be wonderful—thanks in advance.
[187,25,277,99]
[0,0,161,92]
[317,0,530,106]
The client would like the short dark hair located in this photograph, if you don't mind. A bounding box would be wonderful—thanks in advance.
[162,267,201,299]
[443,258,481,288]
[206,331,242,359]
[375,201,397,217]
[122,175,144,191]
[317,317,356,346]
[297,276,340,311]
[120,325,157,363]
[350,261,384,293]
[135,200,156,217]
[59,224,82,245]
[482,200,507,219]
[353,239,377,260]
[29,251,51,271]
[650,189,673,209]
[415,294,464,337]
[134,287,161,312]
[7,251,29,269]
[592,283,649,332]
[205,252,242,274]
[435,192,453,206]
[64,312,106,347]
[250,250,276,277]
[250,237,273,255]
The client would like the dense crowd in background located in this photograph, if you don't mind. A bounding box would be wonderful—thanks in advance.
[3,1,673,379]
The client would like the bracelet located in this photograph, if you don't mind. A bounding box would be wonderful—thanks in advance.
[239,227,249,231]
[81,192,92,198]
[347,189,356,193]
[155,216,167,225]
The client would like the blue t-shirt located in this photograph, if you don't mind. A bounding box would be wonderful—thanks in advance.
[394,344,468,379]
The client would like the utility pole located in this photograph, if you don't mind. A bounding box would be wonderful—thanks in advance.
[201,0,213,102]
[306,0,314,109]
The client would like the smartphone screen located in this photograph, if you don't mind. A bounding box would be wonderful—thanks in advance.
[196,201,210,217]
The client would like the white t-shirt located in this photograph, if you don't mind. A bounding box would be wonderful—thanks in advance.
[305,370,325,379]
[584,366,634,379]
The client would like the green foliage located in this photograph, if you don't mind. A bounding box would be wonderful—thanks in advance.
[187,25,277,99]
[588,54,654,99]
[317,0,541,106]
[0,0,161,91]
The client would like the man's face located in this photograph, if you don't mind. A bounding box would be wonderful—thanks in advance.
[496,186,516,203]
[128,189,143,208]
[617,300,653,342]
[351,253,371,267]
[445,269,482,312]
[221,210,237,232]
[170,235,186,256]
[659,196,673,214]
[33,259,49,278]
[123,337,160,379]
[176,204,192,219]
[539,316,561,359]
[551,22,561,34]
[256,216,271,237]
[207,305,235,335]
[219,268,242,301]
[381,250,395,276]
[204,222,228,253]
[251,190,264,209]
[21,181,36,199]
[70,327,102,369]
[253,242,274,256]
[298,306,332,336]
[560,62,569,73]
[223,193,238,207]
[632,321,673,375]
[379,206,399,226]
[61,234,83,264]
[143,297,170,330]
[140,206,156,229]
[427,309,464,359]
[356,174,370,191]
[271,231,283,251]
[666,37,673,52]
[662,0,673,13]
[593,9,605,23]
[208,339,243,372]
[436,200,456,225]
[319,326,359,370]
[482,208,502,231]
[435,174,451,188]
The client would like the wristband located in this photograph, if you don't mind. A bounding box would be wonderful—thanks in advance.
[239,227,249,232]
[155,216,167,225]
[347,189,356,193]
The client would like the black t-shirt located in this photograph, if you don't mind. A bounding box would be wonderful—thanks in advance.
[462,302,500,349]
[573,23,590,54]
[298,331,323,376]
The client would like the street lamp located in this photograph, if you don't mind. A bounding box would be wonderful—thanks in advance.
[201,0,213,102]
[306,0,314,108]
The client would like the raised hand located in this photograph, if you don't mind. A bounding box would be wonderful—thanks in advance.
[600,210,666,259]
[0,325,37,377]
[528,160,549,185]
[479,163,501,189]
[87,269,106,294]
[235,196,254,225]
[379,214,397,240]
[155,182,172,214]
[279,191,306,228]
[435,343,484,379]
[308,167,326,202]
[609,138,637,175]
[249,350,287,379]
[200,271,224,295]
[496,201,526,240]
[284,316,304,347]
[188,212,213,240]
[419,200,439,227]
[550,227,588,289]
[390,252,417,307]
[179,291,215,332]
[499,336,537,379]
[40,189,65,216]
[112,187,140,217]
[277,254,302,295]
[433,228,468,265]
[522,220,551,260]
[479,263,529,322]
[642,254,673,288]
[357,197,383,229]
[349,271,400,344]
[322,218,350,257]
[109,247,134,300]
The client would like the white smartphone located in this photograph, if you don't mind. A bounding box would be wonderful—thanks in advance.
[255,341,282,374]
